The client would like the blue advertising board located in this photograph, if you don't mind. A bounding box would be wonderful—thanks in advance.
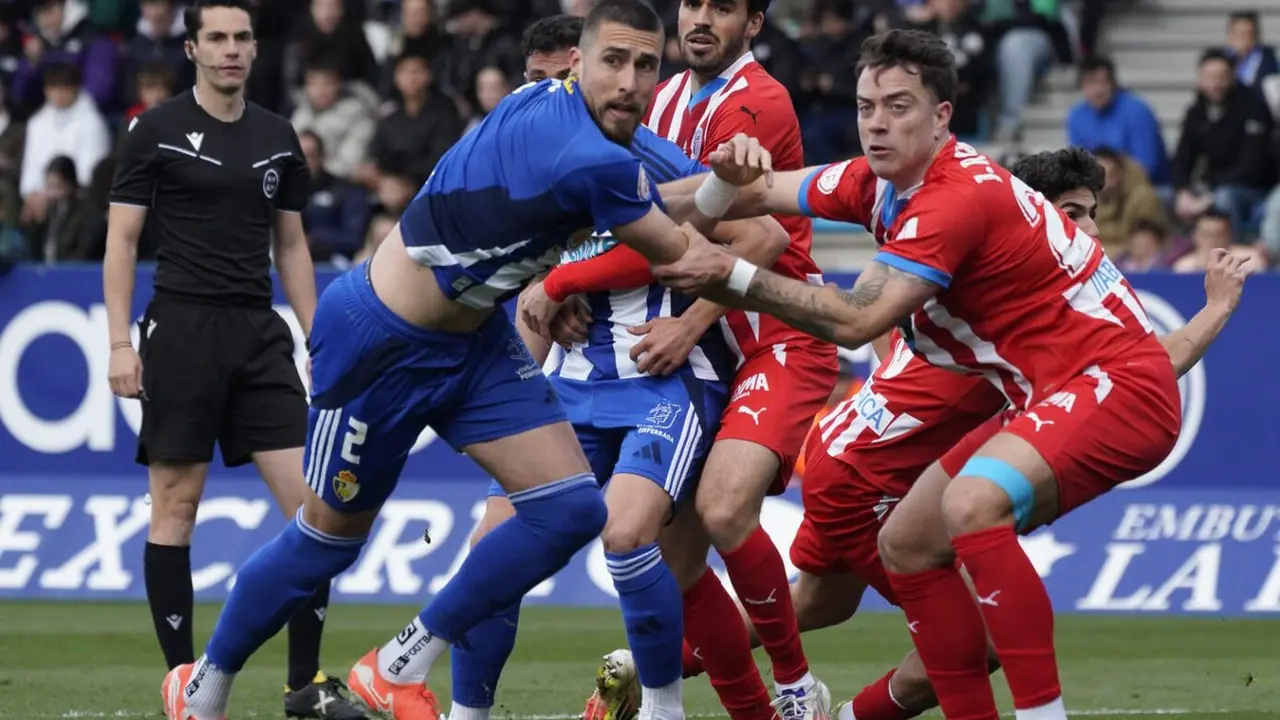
[0,265,1277,615]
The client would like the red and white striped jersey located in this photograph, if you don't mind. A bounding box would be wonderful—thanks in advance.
[645,52,827,364]
[799,137,1169,409]
[811,330,1006,496]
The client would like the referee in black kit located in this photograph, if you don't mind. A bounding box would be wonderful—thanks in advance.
[103,2,362,718]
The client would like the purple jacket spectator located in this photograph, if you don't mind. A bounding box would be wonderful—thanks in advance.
[13,0,118,112]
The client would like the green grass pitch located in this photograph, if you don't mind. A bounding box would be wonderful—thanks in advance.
[0,602,1276,719]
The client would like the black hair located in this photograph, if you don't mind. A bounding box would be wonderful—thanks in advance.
[583,0,664,44]
[1129,219,1167,242]
[1077,56,1115,84]
[856,29,957,105]
[42,61,81,89]
[1229,11,1259,29]
[45,155,77,187]
[521,14,583,57]
[1196,207,1232,228]
[1009,147,1105,201]
[298,129,325,157]
[184,0,255,42]
[1200,47,1236,69]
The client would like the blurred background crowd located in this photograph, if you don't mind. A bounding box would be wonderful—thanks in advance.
[0,0,1275,275]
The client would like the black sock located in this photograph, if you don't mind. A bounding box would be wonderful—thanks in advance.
[144,542,195,669]
[287,581,332,690]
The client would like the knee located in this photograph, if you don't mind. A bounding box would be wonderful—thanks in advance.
[878,517,948,575]
[696,490,760,550]
[600,514,658,555]
[941,477,1016,536]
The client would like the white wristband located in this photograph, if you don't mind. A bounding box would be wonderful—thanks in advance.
[726,258,758,296]
[694,174,739,218]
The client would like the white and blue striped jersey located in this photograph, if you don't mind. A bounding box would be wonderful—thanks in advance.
[553,126,736,383]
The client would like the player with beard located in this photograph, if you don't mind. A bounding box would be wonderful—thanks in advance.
[541,3,836,717]
[671,146,1251,720]
[650,29,1196,719]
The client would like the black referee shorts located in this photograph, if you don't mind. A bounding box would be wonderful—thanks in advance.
[136,298,308,468]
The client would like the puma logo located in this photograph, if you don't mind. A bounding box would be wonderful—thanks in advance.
[739,105,761,124]
[1026,412,1054,432]
[977,590,1001,607]
[743,588,778,605]
[737,405,765,424]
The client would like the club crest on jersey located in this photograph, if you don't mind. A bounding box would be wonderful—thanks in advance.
[263,168,280,199]
[637,166,651,201]
[817,160,850,195]
[691,126,705,159]
[332,469,359,502]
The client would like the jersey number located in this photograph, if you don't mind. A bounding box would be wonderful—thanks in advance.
[1010,175,1093,279]
[341,417,368,465]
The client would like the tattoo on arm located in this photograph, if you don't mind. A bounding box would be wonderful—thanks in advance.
[744,261,939,346]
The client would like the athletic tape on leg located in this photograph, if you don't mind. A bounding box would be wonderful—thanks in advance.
[959,456,1035,531]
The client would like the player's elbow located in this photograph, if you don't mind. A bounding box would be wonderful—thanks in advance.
[759,217,789,264]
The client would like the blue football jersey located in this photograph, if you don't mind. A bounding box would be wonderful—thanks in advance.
[400,77,660,309]
[554,126,736,383]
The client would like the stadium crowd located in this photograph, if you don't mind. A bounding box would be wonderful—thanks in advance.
[0,0,1274,273]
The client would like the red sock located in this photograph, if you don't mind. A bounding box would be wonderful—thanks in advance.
[682,568,774,720]
[681,639,704,678]
[851,669,919,720]
[887,566,998,720]
[953,525,1061,709]
[721,526,808,684]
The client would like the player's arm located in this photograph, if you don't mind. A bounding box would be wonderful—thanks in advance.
[657,157,873,226]
[678,214,789,333]
[272,133,319,339]
[1158,248,1252,377]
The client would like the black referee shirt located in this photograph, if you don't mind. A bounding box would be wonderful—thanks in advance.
[109,89,309,307]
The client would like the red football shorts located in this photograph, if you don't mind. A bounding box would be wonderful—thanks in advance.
[790,442,900,606]
[717,340,839,495]
[939,356,1181,517]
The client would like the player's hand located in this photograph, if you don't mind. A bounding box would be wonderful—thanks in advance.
[708,133,774,188]
[629,318,700,376]
[549,296,592,349]
[519,281,563,339]
[653,224,736,295]
[109,346,144,399]
[1204,247,1254,314]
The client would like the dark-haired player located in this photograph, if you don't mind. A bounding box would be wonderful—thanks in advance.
[553,2,836,716]
[668,145,1249,720]
[157,0,732,718]
[103,1,361,718]
[650,28,1212,718]
[521,13,582,82]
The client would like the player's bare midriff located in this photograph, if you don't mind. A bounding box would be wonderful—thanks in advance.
[368,224,495,334]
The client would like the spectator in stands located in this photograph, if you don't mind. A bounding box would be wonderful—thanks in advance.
[1173,207,1267,272]
[122,0,191,114]
[291,60,376,180]
[375,168,417,216]
[0,5,25,88]
[123,60,174,125]
[297,130,370,263]
[465,64,508,133]
[896,0,991,139]
[383,0,446,96]
[1067,57,1169,185]
[1224,11,1278,108]
[25,154,99,263]
[0,78,24,230]
[798,0,862,164]
[353,212,398,263]
[983,0,1063,142]
[12,0,118,113]
[19,62,108,223]
[1093,146,1168,257]
[1172,49,1274,238]
[1255,184,1280,267]
[358,52,463,188]
[1115,219,1173,273]
[285,0,380,94]
[746,5,803,95]
[434,0,523,106]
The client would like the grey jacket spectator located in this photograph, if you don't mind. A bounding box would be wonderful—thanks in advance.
[12,0,118,112]
[291,62,376,180]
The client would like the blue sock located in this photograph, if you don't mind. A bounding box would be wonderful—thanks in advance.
[606,543,684,688]
[206,511,365,672]
[449,602,521,708]
[421,473,604,642]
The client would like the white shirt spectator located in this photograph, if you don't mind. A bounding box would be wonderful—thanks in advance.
[20,89,109,197]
